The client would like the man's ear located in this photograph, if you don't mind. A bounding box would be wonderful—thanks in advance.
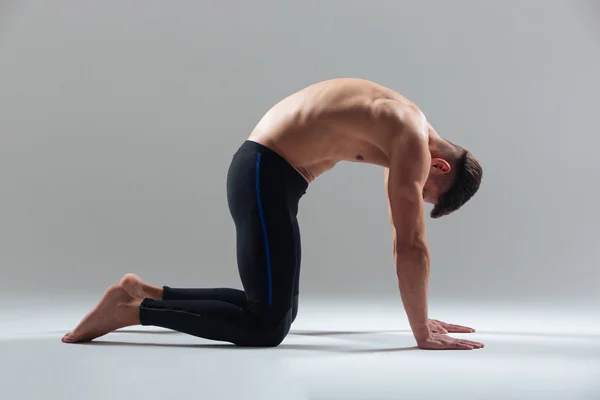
[431,158,451,174]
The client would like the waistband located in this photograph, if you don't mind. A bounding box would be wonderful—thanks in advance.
[236,140,309,192]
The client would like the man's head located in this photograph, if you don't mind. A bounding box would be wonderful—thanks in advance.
[423,142,483,218]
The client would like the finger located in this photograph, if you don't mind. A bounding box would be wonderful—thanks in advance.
[439,336,482,349]
[443,338,476,350]
[444,324,476,333]
[461,338,484,346]
[449,342,473,350]
[458,339,484,349]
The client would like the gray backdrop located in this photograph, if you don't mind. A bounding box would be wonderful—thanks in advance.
[1,0,598,305]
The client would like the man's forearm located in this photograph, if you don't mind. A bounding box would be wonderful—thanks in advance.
[394,246,431,342]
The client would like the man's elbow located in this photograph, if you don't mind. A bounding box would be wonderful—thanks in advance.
[394,243,430,266]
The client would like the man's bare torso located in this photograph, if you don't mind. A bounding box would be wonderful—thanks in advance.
[247,78,430,183]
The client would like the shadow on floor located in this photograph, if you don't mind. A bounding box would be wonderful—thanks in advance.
[289,329,410,336]
[110,328,600,340]
[47,328,600,340]
[110,329,410,336]
[290,329,600,340]
[81,340,419,353]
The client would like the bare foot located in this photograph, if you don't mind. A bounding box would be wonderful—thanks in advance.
[120,273,163,300]
[62,284,141,343]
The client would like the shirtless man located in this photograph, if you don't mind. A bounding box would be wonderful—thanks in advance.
[62,78,484,350]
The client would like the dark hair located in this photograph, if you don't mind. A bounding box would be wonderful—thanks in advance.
[430,150,482,218]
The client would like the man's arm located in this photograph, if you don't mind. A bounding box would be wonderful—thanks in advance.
[384,127,485,350]
[384,128,432,344]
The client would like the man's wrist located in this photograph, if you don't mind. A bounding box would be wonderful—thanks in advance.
[412,323,431,342]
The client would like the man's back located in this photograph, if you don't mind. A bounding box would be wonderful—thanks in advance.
[248,78,427,182]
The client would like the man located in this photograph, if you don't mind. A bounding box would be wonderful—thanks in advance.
[62,78,484,350]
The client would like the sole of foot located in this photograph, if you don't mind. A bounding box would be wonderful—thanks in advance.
[62,284,138,343]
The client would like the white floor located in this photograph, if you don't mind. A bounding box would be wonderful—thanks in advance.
[1,297,599,400]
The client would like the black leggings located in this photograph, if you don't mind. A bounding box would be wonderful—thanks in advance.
[138,140,308,347]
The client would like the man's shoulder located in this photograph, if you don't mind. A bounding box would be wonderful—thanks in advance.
[387,126,431,179]
[370,96,427,132]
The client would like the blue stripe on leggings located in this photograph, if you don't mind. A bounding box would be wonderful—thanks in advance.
[255,153,273,306]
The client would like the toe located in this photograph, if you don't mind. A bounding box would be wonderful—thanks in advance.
[62,333,75,343]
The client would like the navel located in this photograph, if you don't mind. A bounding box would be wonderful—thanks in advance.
[356,155,364,161]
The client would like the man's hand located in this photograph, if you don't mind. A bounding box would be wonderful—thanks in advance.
[416,319,484,350]
[417,333,485,350]
[428,319,476,334]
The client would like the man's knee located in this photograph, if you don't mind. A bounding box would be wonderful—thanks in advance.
[243,307,293,347]
[254,327,289,347]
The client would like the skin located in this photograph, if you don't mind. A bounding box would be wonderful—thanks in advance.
[63,78,483,350]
